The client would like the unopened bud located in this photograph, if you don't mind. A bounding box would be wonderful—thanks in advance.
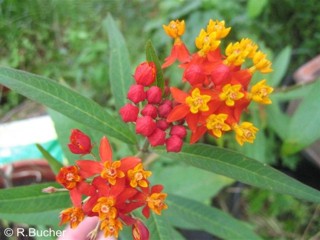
[158,100,173,118]
[157,119,170,130]
[134,62,156,86]
[166,135,184,152]
[119,103,139,122]
[148,128,166,147]
[146,86,162,104]
[127,84,146,104]
[170,125,187,138]
[136,116,157,137]
[141,104,158,119]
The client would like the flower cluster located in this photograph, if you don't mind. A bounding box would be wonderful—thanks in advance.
[56,129,168,239]
[162,19,274,145]
[119,62,186,152]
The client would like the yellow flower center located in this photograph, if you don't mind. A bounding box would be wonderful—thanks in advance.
[206,114,231,138]
[186,88,211,114]
[233,122,259,146]
[219,84,244,106]
[163,20,185,39]
[250,79,273,104]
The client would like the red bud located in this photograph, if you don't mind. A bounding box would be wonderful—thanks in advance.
[134,61,156,86]
[119,103,139,122]
[141,104,158,119]
[148,128,166,146]
[136,116,157,137]
[146,86,162,104]
[166,135,183,152]
[170,125,187,138]
[127,84,146,104]
[68,129,92,154]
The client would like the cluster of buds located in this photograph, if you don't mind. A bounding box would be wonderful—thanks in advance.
[119,62,186,152]
[54,129,168,239]
[162,19,274,145]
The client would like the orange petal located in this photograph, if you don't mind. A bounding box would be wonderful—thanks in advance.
[99,136,113,163]
[167,104,189,122]
[190,126,207,144]
[170,87,188,103]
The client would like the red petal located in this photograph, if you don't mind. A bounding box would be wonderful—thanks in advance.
[92,176,110,196]
[167,104,189,122]
[186,114,199,132]
[151,184,164,193]
[109,177,125,197]
[77,160,102,178]
[142,205,150,219]
[82,195,99,216]
[120,157,141,172]
[77,181,96,196]
[99,136,113,163]
[176,43,190,63]
[70,189,82,207]
[162,45,178,69]
[170,87,188,103]
[190,126,207,144]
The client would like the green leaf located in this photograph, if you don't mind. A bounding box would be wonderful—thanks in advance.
[155,144,320,203]
[0,183,70,214]
[0,67,136,144]
[166,195,261,240]
[36,144,63,175]
[105,14,132,110]
[269,46,292,87]
[1,210,62,226]
[146,40,165,92]
[272,79,320,101]
[247,0,268,18]
[282,83,320,155]
[145,212,172,240]
[151,164,233,203]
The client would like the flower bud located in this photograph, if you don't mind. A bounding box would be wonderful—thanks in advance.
[68,129,92,154]
[119,103,139,122]
[141,104,158,119]
[136,116,157,137]
[146,86,162,104]
[184,63,206,86]
[134,61,156,86]
[158,100,172,118]
[166,135,183,152]
[170,125,187,138]
[157,119,170,130]
[148,128,166,146]
[132,220,149,240]
[127,84,146,104]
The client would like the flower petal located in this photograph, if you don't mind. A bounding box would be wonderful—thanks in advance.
[170,87,188,103]
[99,136,113,163]
[77,160,102,178]
[167,104,189,122]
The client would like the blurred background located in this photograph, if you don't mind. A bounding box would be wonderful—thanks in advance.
[1,0,320,239]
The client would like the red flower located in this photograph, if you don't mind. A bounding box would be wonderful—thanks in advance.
[141,185,168,218]
[77,137,141,185]
[119,103,139,122]
[68,129,92,154]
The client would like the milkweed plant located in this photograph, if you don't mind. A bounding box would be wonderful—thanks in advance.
[1,15,320,240]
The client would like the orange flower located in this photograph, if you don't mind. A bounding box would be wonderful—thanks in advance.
[59,207,85,229]
[127,163,152,188]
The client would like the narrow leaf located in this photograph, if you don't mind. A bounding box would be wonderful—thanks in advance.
[105,14,132,110]
[269,46,292,87]
[0,67,136,144]
[167,195,261,240]
[247,0,268,18]
[146,40,165,92]
[282,83,320,155]
[36,144,63,175]
[0,183,70,214]
[156,144,320,203]
[1,210,62,226]
[145,212,172,240]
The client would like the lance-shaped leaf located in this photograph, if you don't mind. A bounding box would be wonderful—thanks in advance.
[0,183,70,214]
[166,194,261,240]
[105,14,132,110]
[156,144,320,203]
[0,67,136,144]
[146,40,165,92]
[36,143,64,174]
